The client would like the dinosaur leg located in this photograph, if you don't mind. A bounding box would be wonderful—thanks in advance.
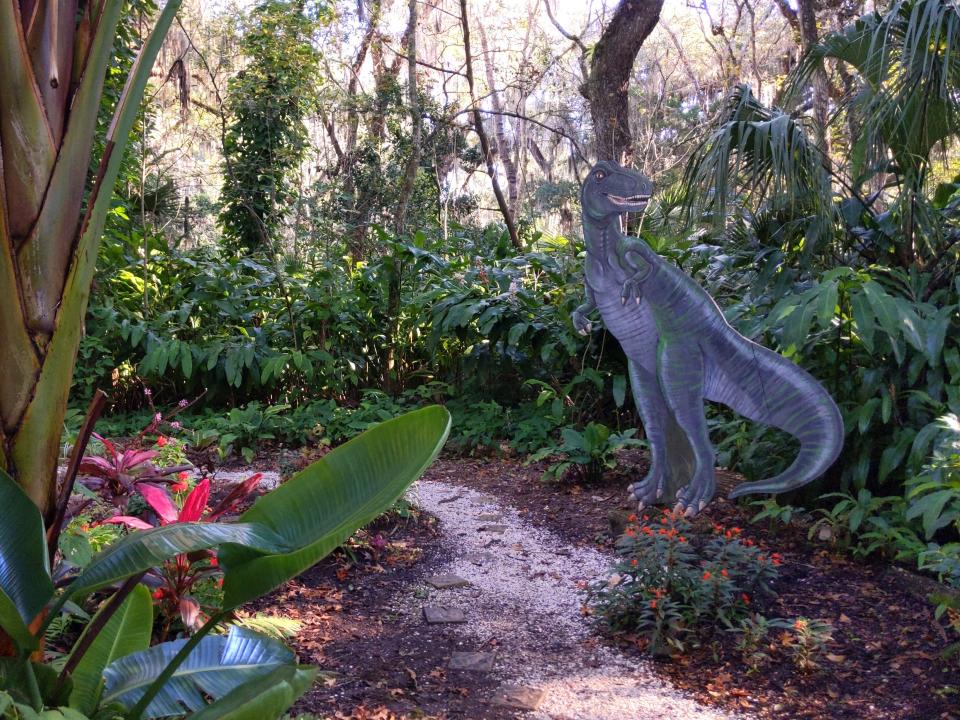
[657,340,716,515]
[626,361,695,509]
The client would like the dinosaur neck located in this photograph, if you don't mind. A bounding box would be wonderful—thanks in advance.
[582,212,622,257]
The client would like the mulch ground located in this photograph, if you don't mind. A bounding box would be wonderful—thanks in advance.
[249,450,959,719]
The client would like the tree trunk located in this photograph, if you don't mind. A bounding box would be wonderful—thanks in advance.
[581,0,664,165]
[394,0,422,234]
[477,24,520,217]
[458,0,521,249]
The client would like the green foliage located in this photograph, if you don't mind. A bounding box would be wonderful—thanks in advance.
[219,0,324,253]
[0,408,449,718]
[588,511,780,655]
[530,422,644,484]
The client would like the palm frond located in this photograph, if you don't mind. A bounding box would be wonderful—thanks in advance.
[681,85,835,257]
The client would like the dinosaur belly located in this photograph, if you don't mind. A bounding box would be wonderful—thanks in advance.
[595,294,660,371]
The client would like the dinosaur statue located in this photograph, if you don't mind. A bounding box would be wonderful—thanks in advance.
[573,161,843,515]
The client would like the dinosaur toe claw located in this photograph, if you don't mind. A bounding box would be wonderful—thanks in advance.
[673,501,685,514]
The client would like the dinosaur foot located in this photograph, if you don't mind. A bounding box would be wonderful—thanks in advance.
[627,476,665,510]
[672,480,716,517]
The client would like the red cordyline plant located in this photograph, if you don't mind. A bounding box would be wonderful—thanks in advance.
[103,473,263,638]
[77,433,191,508]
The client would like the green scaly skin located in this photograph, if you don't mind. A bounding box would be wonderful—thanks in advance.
[575,162,844,515]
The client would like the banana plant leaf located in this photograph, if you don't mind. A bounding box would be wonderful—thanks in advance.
[219,405,451,608]
[0,469,53,652]
[188,664,316,720]
[101,627,293,718]
[68,585,153,715]
[64,523,288,603]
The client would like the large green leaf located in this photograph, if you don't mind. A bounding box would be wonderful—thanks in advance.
[68,585,153,715]
[65,523,287,603]
[102,627,296,718]
[188,664,316,720]
[11,0,183,517]
[219,405,450,609]
[0,469,53,652]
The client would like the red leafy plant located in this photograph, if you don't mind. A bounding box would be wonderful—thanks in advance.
[78,433,191,508]
[103,472,263,638]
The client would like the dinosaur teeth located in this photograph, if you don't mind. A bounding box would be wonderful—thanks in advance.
[606,193,651,207]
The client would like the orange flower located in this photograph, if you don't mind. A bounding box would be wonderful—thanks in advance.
[642,526,654,536]
[171,479,188,493]
[627,514,637,522]
[630,558,638,567]
[650,599,657,609]
[702,571,712,581]
[678,536,687,543]
[794,619,807,630]
[156,436,168,448]
[721,568,728,578]
[178,471,190,481]
[625,528,636,537]
[771,552,784,566]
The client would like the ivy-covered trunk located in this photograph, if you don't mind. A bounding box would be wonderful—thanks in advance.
[0,0,179,523]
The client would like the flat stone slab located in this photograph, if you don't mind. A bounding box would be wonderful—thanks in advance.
[448,651,496,672]
[479,524,508,533]
[426,574,470,589]
[422,605,467,624]
[477,513,503,522]
[464,552,494,566]
[491,685,545,710]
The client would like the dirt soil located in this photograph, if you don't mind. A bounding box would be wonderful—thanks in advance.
[252,453,959,720]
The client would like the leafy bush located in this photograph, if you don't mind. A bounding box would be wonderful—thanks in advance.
[588,510,780,655]
[530,422,643,484]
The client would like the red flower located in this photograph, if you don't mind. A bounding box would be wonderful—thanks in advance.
[702,571,712,581]
[630,558,638,567]
[209,554,218,568]
[721,568,728,578]
[771,552,784,566]
[627,514,637,522]
[156,436,168,448]
[742,593,750,604]
[625,528,636,537]
[151,589,164,600]
[650,599,657,609]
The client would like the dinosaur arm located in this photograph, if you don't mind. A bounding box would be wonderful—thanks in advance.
[618,239,652,305]
[572,284,597,335]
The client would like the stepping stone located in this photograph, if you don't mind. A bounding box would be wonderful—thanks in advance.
[477,513,503,522]
[426,574,470,589]
[423,605,467,624]
[465,552,494,566]
[480,524,508,533]
[491,685,545,710]
[448,651,496,672]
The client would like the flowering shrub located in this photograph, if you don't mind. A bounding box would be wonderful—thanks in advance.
[587,509,781,655]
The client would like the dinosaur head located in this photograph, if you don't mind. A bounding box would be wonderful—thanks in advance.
[580,161,654,221]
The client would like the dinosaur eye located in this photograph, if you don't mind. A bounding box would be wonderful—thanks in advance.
[595,170,606,180]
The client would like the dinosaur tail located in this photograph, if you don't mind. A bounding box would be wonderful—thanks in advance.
[708,336,845,499]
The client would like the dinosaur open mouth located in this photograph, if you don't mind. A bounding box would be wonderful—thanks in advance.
[605,192,651,207]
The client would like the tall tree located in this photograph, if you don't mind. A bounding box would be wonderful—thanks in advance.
[581,0,664,165]
[218,0,319,254]
[0,1,180,519]
[459,0,521,249]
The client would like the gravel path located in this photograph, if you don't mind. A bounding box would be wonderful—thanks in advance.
[403,479,744,720]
